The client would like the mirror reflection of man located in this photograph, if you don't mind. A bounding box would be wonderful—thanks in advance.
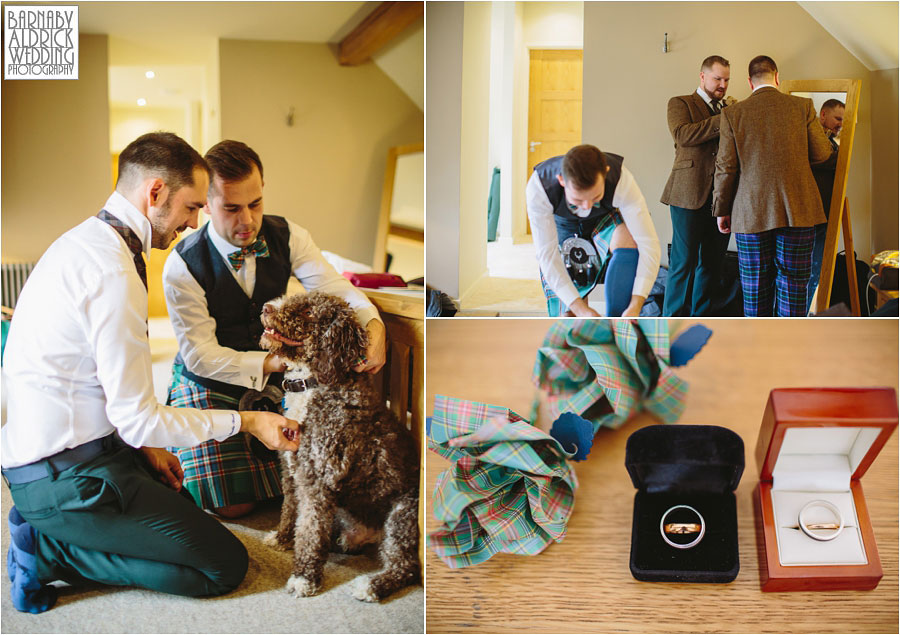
[526,144,661,317]
[661,55,735,316]
[712,56,833,316]
[808,99,845,307]
[1,133,300,613]
[163,140,385,519]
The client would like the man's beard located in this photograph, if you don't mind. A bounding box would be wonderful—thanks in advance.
[704,86,724,101]
[149,199,177,250]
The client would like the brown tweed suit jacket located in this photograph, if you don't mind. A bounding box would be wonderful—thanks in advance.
[711,86,833,234]
[660,91,721,209]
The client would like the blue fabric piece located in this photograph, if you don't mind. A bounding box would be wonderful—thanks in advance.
[7,507,57,613]
[426,416,433,436]
[670,324,713,367]
[549,412,594,461]
[605,248,639,316]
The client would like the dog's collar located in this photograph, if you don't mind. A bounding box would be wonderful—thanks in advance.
[282,377,318,392]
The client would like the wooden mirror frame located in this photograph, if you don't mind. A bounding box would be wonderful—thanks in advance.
[373,143,424,272]
[780,79,861,314]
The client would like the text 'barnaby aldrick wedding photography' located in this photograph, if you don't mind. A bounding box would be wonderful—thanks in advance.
[4,5,78,80]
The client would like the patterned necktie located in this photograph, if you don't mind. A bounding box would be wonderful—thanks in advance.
[227,236,270,271]
[712,100,722,114]
[97,210,147,289]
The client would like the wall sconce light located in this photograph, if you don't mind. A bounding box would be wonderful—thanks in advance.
[663,33,669,53]
[286,107,295,127]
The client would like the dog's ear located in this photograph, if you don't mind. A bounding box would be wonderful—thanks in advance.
[314,307,369,385]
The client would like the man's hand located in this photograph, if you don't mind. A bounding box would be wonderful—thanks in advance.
[240,411,301,452]
[567,297,601,317]
[353,319,386,374]
[620,295,645,317]
[717,215,731,234]
[568,297,601,317]
[139,447,184,491]
[723,96,738,107]
[263,353,288,375]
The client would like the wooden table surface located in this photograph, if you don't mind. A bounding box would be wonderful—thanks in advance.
[424,319,898,634]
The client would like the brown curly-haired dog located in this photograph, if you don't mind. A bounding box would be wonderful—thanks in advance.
[259,291,420,602]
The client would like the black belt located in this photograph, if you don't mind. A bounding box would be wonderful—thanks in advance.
[2,434,125,485]
[179,365,284,401]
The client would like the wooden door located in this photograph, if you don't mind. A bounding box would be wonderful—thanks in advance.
[526,49,583,233]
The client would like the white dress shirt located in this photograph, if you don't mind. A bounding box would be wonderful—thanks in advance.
[163,217,381,390]
[525,165,661,308]
[1,192,239,468]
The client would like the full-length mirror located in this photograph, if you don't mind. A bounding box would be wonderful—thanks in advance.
[374,143,424,281]
[782,79,862,314]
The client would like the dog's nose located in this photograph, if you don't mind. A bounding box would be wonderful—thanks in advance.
[262,302,275,315]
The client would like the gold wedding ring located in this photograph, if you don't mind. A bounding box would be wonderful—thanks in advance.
[660,505,706,549]
[804,523,841,531]
[663,523,702,535]
[798,500,844,541]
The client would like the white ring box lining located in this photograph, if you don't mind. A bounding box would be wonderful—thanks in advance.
[771,426,879,566]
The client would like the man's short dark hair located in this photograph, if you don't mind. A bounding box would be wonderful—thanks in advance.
[205,140,264,189]
[562,145,608,191]
[821,98,845,113]
[701,55,730,72]
[748,55,778,81]
[116,132,209,193]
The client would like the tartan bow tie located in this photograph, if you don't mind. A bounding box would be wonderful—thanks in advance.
[228,236,269,271]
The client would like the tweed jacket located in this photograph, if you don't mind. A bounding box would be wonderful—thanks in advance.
[712,86,833,234]
[660,91,722,209]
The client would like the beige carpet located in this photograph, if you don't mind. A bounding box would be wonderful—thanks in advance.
[0,483,423,633]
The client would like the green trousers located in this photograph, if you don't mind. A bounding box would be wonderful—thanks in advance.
[7,444,248,597]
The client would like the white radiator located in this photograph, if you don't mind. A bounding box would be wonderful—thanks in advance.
[1,262,35,310]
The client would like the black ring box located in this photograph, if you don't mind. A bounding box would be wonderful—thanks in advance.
[625,424,745,583]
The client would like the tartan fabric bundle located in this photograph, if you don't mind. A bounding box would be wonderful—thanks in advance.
[428,395,578,568]
[533,319,687,434]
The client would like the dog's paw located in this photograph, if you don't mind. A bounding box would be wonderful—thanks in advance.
[286,574,319,598]
[347,575,380,603]
[263,530,292,551]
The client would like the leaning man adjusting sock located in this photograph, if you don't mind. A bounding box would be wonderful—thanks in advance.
[527,144,661,317]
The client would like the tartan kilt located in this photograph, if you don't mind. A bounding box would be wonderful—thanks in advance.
[166,364,282,510]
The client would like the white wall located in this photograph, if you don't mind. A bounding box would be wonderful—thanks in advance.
[458,1,492,303]
[425,1,464,298]
[108,36,220,155]
[583,1,876,263]
[1,34,111,263]
[488,2,516,240]
[522,1,583,48]
[110,106,187,152]
[218,39,423,267]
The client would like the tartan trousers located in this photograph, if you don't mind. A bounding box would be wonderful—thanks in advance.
[735,226,815,317]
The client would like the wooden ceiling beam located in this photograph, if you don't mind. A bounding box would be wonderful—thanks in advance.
[338,1,423,66]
